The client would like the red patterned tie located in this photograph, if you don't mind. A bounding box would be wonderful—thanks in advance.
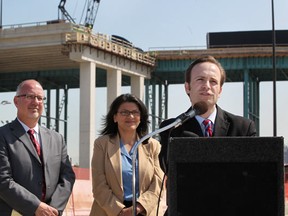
[28,129,41,156]
[203,119,213,137]
[27,129,46,201]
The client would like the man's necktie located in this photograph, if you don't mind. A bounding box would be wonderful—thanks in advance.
[27,129,46,201]
[28,129,41,156]
[203,119,213,137]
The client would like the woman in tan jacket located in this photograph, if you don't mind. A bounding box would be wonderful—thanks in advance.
[89,94,165,216]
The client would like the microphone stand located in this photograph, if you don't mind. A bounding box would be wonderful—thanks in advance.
[132,118,183,216]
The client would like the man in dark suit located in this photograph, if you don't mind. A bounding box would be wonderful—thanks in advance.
[0,79,75,216]
[159,55,257,215]
[159,55,257,175]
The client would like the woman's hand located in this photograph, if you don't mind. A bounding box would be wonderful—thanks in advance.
[118,203,145,216]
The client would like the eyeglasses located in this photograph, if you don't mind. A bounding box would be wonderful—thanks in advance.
[17,94,46,102]
[118,110,141,117]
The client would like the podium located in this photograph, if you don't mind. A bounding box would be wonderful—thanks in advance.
[167,137,284,216]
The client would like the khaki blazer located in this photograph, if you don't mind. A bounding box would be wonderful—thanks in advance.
[89,134,165,216]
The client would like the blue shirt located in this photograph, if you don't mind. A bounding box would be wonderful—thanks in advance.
[120,140,139,201]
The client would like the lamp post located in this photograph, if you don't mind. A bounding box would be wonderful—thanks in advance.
[271,0,277,136]
[0,0,2,28]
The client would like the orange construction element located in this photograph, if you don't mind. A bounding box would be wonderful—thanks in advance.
[285,166,288,201]
[64,167,93,216]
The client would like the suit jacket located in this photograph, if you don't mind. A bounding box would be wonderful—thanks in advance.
[0,119,75,216]
[159,105,257,173]
[89,134,165,216]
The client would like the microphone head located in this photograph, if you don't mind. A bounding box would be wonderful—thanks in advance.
[181,131,199,137]
[193,101,208,115]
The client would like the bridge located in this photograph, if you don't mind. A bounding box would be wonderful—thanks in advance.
[1,21,288,167]
[147,47,288,133]
[0,21,155,168]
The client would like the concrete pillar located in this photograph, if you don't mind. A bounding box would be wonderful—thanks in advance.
[79,62,96,169]
[131,75,144,100]
[107,69,122,108]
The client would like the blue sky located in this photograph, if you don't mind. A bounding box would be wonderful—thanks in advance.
[3,0,288,50]
[1,0,288,164]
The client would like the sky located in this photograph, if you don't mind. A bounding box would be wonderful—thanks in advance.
[1,0,288,164]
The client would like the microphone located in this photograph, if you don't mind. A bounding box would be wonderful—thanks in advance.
[131,102,207,215]
[181,130,199,137]
[174,101,208,128]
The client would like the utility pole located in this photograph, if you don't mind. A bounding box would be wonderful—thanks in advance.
[271,0,277,136]
[0,0,3,28]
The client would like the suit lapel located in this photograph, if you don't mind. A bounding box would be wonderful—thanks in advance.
[181,118,203,137]
[39,127,50,165]
[10,119,41,163]
[138,141,149,189]
[214,106,230,136]
[107,135,149,190]
[107,135,122,188]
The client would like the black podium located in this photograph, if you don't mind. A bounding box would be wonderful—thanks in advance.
[167,137,284,216]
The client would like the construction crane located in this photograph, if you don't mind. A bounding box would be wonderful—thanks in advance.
[58,0,101,30]
[84,0,101,29]
[58,0,76,24]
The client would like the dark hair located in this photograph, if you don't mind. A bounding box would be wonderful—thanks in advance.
[100,94,150,138]
[185,55,226,86]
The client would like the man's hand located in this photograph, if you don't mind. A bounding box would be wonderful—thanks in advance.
[35,202,58,216]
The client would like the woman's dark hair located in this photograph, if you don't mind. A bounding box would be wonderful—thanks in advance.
[100,93,150,138]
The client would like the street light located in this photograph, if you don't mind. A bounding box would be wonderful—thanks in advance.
[271,0,277,136]
[0,0,2,29]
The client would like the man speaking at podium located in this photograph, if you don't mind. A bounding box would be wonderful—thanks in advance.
[159,55,257,175]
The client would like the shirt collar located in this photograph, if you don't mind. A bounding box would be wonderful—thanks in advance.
[17,118,39,134]
[195,106,217,125]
